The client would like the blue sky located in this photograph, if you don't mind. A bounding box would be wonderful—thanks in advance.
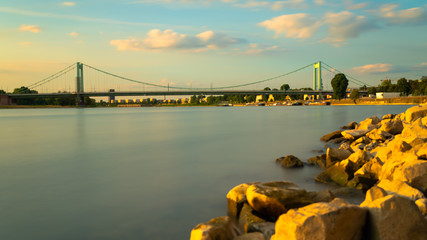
[1,0,427,92]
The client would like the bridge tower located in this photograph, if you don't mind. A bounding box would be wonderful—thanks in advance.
[313,61,323,91]
[76,62,84,105]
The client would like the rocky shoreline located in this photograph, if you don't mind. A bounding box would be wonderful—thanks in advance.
[190,105,427,240]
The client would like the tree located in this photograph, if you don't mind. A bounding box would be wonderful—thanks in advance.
[331,73,348,100]
[350,89,360,104]
[13,86,38,94]
[280,84,290,91]
[368,87,377,95]
[263,87,271,91]
[0,89,5,94]
[397,78,411,96]
[359,85,368,91]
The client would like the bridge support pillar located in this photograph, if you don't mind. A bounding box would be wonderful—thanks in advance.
[313,61,323,91]
[76,62,85,106]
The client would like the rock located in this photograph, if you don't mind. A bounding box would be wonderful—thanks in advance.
[320,130,343,142]
[246,182,313,218]
[415,198,427,215]
[382,113,396,120]
[238,203,267,233]
[357,116,381,131]
[247,222,275,240]
[273,198,367,240]
[405,104,427,122]
[352,158,383,190]
[416,143,427,159]
[347,150,373,167]
[233,232,266,240]
[392,158,427,194]
[379,118,404,135]
[307,154,326,168]
[402,118,427,140]
[361,186,388,205]
[275,155,303,168]
[378,151,418,182]
[326,137,347,147]
[354,136,372,145]
[338,142,353,152]
[341,121,358,130]
[341,129,370,140]
[326,147,352,167]
[308,190,335,203]
[315,160,359,187]
[190,216,239,240]
[227,183,257,220]
[377,179,425,201]
[361,195,427,240]
[366,129,393,141]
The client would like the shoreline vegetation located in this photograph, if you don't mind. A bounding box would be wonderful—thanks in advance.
[190,105,427,240]
[1,96,425,109]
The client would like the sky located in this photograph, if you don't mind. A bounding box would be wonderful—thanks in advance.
[1,0,427,92]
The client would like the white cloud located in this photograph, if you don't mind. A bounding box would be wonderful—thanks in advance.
[271,0,307,11]
[234,0,269,8]
[258,13,321,39]
[353,63,393,74]
[62,2,75,7]
[378,4,427,25]
[19,24,41,33]
[346,1,369,10]
[314,0,326,6]
[322,11,377,46]
[110,29,245,52]
[67,32,79,37]
[19,42,33,46]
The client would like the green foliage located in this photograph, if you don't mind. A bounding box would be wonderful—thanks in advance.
[368,87,377,95]
[397,78,410,96]
[0,89,5,94]
[331,73,348,100]
[359,85,368,91]
[263,87,271,91]
[350,89,360,104]
[13,86,38,94]
[280,84,290,91]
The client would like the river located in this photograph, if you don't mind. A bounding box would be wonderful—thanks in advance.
[0,105,413,240]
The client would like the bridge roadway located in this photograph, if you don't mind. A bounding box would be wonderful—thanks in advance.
[9,90,335,99]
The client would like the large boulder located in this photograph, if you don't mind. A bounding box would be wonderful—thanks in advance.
[391,159,427,194]
[341,121,358,130]
[361,195,427,240]
[401,118,427,140]
[341,129,370,141]
[326,147,352,167]
[347,150,373,167]
[272,198,367,240]
[307,154,327,168]
[227,183,258,220]
[357,116,381,131]
[308,190,335,203]
[238,203,267,233]
[379,118,404,135]
[320,130,343,142]
[405,104,427,122]
[190,216,239,240]
[245,182,313,218]
[361,186,388,205]
[315,160,360,187]
[366,129,393,142]
[377,179,425,201]
[275,155,303,168]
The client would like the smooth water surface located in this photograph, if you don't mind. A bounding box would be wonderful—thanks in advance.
[0,105,413,239]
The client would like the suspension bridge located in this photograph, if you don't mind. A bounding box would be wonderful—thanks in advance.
[7,61,369,104]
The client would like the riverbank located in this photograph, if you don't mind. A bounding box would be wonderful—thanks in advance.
[190,105,427,240]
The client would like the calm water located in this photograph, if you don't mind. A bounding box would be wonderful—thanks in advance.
[0,105,412,240]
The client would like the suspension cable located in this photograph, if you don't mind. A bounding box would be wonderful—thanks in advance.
[321,61,371,87]
[83,62,315,90]
[27,63,76,88]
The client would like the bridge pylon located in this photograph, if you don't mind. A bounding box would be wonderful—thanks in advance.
[76,62,84,105]
[313,61,323,91]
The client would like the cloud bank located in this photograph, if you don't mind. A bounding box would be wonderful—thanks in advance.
[110,29,245,52]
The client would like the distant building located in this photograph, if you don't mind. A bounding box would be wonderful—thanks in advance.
[376,92,400,99]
